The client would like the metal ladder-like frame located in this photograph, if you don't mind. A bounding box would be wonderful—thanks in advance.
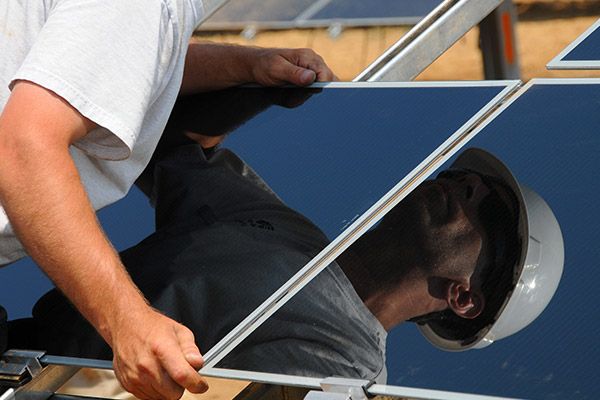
[0,351,377,400]
[355,0,520,82]
[1,350,523,400]
[0,350,112,400]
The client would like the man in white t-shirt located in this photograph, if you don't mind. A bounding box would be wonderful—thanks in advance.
[0,1,335,399]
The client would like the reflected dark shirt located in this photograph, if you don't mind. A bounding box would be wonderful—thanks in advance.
[32,146,387,382]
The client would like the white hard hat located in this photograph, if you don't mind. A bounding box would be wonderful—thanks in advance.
[417,148,565,351]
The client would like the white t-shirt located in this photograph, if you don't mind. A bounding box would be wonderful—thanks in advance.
[0,0,204,265]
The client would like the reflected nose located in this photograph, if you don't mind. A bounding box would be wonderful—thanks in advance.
[456,173,490,205]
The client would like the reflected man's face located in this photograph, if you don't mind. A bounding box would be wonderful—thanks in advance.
[381,171,495,279]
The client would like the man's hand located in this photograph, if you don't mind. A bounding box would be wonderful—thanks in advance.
[181,43,338,94]
[248,47,337,86]
[111,308,208,399]
[0,81,207,399]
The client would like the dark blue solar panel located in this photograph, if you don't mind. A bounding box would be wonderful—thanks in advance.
[207,0,316,23]
[219,86,504,239]
[0,84,507,328]
[309,0,443,21]
[0,84,508,327]
[563,24,600,61]
[215,82,600,399]
[383,82,600,399]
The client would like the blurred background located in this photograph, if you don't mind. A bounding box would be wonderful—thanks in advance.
[194,0,600,81]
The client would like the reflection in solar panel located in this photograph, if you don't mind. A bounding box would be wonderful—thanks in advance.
[2,83,515,371]
[214,84,509,239]
[213,79,600,399]
[200,0,444,30]
[309,0,443,22]
[547,19,600,69]
[141,81,514,357]
[207,0,316,24]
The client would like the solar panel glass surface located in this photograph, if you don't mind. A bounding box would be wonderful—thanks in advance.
[0,83,512,362]
[207,85,506,240]
[548,19,600,69]
[148,82,510,354]
[147,83,512,371]
[309,0,443,21]
[214,80,600,400]
[206,0,316,23]
[563,23,600,61]
[200,0,444,28]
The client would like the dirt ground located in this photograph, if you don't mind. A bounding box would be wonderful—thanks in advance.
[194,1,600,82]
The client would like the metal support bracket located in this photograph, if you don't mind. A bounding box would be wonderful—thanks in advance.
[1,351,86,400]
[355,0,503,81]
[304,377,374,400]
[0,351,45,387]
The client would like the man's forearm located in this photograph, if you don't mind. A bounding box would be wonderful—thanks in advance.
[0,80,208,399]
[0,115,147,348]
[180,41,256,94]
[180,41,336,95]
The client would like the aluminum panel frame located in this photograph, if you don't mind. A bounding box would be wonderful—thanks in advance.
[547,19,600,70]
[199,80,521,370]
[355,0,503,82]
[201,368,520,400]
[465,78,600,138]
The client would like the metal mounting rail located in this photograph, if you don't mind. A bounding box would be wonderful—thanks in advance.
[0,351,113,400]
[355,0,503,81]
[36,357,111,372]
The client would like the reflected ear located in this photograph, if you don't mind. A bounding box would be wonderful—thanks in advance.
[446,281,485,319]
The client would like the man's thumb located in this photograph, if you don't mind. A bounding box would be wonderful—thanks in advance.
[283,64,316,86]
[185,351,204,370]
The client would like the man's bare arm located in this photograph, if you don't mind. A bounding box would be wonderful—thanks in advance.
[0,81,207,400]
[181,41,337,94]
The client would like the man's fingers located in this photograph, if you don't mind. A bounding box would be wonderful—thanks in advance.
[292,49,336,83]
[109,311,208,399]
[316,68,338,82]
[149,370,186,400]
[133,381,165,400]
[114,358,164,400]
[297,68,317,85]
[154,339,209,394]
[254,48,336,86]
[175,327,204,370]
[184,352,204,370]
[272,58,317,86]
[306,58,336,82]
[135,355,185,400]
